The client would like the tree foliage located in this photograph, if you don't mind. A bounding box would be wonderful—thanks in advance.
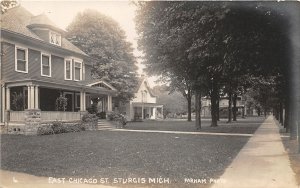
[136,1,291,128]
[1,0,18,14]
[135,2,227,126]
[66,9,138,102]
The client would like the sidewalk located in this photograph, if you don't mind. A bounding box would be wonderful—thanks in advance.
[212,116,299,188]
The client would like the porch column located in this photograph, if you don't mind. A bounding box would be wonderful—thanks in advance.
[30,85,35,109]
[80,91,83,111]
[83,92,86,111]
[153,107,156,119]
[27,85,31,109]
[107,95,112,112]
[34,85,39,109]
[80,91,86,111]
[6,87,10,110]
[1,85,5,122]
[141,105,144,119]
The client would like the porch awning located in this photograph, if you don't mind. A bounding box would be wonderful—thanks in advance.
[5,78,118,96]
[132,102,163,108]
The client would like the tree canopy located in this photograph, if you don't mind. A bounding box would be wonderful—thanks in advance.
[66,9,138,102]
[135,1,291,127]
[1,0,18,14]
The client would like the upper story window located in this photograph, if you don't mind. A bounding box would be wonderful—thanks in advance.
[15,46,28,73]
[41,53,51,77]
[50,31,61,46]
[64,59,72,80]
[74,61,82,81]
[141,90,147,103]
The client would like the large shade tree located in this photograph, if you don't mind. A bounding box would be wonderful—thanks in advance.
[136,1,292,129]
[135,1,228,127]
[66,9,138,103]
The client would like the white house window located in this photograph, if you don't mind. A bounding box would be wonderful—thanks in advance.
[50,31,61,46]
[15,47,28,73]
[141,90,147,103]
[74,61,82,81]
[64,59,72,80]
[41,53,51,77]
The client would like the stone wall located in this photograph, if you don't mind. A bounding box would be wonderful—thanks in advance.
[24,109,41,135]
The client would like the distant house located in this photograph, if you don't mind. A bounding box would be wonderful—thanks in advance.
[201,96,245,117]
[118,76,163,121]
[0,6,117,132]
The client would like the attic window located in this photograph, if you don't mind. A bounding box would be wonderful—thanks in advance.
[49,31,61,46]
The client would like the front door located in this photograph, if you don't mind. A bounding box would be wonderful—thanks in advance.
[64,92,74,112]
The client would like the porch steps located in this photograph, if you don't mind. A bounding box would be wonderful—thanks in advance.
[97,119,114,130]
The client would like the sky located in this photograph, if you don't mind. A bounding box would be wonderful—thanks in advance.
[20,0,158,86]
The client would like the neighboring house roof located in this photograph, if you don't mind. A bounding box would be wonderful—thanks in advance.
[84,79,117,91]
[1,5,86,56]
[134,77,156,97]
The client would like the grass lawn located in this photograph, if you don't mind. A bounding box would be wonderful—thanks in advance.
[0,117,264,187]
[126,117,265,134]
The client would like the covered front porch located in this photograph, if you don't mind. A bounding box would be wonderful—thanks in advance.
[131,102,163,121]
[1,79,116,125]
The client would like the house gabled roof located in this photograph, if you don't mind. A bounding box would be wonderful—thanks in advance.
[85,79,117,91]
[134,76,156,97]
[1,5,86,56]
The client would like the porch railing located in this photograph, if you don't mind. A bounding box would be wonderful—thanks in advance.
[41,111,81,121]
[10,111,26,122]
[9,111,82,122]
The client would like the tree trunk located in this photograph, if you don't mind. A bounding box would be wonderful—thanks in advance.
[195,92,201,129]
[216,97,220,121]
[284,101,289,132]
[187,89,192,122]
[210,81,218,127]
[242,106,245,118]
[232,93,237,121]
[279,102,283,125]
[264,108,267,118]
[227,91,232,123]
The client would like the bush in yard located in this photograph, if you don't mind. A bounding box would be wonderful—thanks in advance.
[81,114,98,130]
[37,121,85,135]
[51,121,65,134]
[37,124,54,135]
[107,112,127,128]
[82,114,98,122]
[63,123,85,132]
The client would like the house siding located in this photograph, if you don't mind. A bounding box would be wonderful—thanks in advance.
[28,48,41,78]
[1,41,89,86]
[2,42,18,81]
[2,42,41,81]
[51,55,64,80]
[85,65,93,81]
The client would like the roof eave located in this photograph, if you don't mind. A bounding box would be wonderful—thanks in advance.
[1,28,88,59]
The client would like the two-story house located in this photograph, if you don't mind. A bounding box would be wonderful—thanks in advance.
[0,6,117,131]
[201,96,245,117]
[118,76,163,121]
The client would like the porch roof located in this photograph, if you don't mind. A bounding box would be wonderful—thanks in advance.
[4,78,118,96]
[132,102,163,108]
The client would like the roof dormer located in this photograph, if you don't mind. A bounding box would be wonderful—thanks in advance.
[27,13,65,46]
